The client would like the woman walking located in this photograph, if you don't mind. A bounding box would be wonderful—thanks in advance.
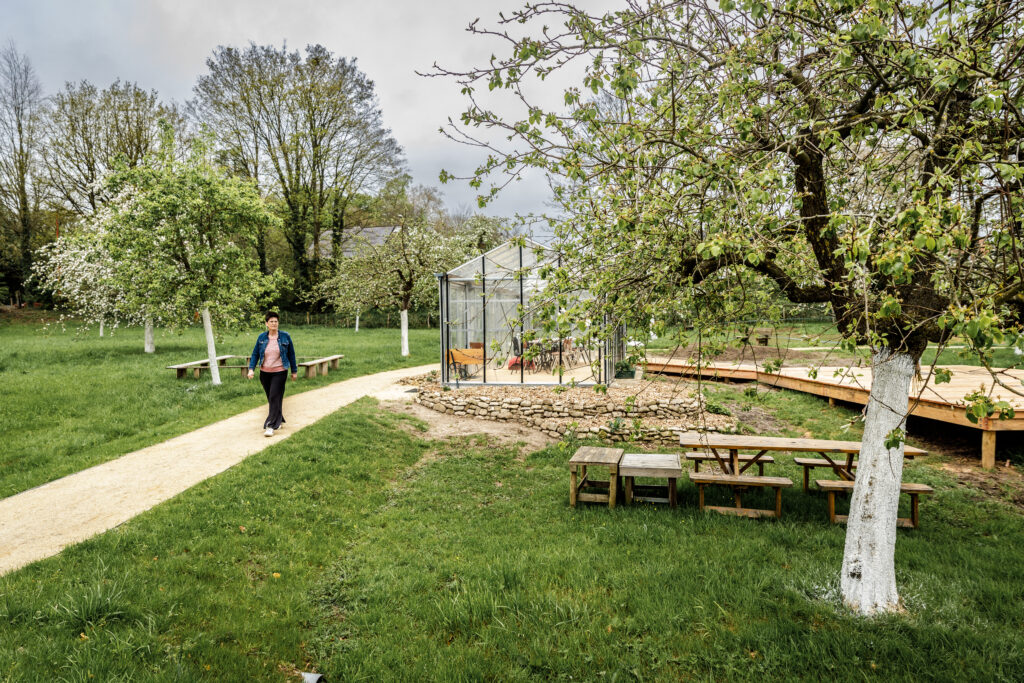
[247,312,297,436]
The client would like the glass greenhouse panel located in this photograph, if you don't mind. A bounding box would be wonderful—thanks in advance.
[439,239,624,386]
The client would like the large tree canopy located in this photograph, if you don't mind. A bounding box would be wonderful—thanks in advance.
[192,43,405,292]
[438,0,1024,614]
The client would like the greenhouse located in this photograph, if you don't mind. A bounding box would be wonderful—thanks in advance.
[437,239,626,386]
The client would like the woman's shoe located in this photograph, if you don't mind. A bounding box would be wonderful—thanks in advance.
[264,428,274,437]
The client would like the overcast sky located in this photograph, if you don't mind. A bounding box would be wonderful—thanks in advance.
[3,0,618,223]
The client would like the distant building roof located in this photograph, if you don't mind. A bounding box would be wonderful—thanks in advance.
[309,226,400,259]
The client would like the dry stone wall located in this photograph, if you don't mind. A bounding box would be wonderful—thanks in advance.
[414,384,735,445]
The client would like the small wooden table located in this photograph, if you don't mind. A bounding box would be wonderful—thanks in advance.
[620,453,683,507]
[569,447,624,508]
[678,432,925,480]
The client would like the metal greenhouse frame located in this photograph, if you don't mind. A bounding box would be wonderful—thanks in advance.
[437,239,626,386]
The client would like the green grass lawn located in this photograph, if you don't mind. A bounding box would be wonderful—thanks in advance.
[0,316,438,498]
[2,395,1022,681]
[4,315,1024,680]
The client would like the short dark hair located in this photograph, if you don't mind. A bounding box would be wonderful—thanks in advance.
[265,311,279,322]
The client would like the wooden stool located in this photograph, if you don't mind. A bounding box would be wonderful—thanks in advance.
[620,453,683,507]
[569,447,624,508]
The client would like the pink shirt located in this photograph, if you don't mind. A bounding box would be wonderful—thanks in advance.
[261,337,285,372]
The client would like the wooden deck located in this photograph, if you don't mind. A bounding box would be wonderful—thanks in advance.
[647,358,1024,468]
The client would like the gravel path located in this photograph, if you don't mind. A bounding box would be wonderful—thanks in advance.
[0,364,435,576]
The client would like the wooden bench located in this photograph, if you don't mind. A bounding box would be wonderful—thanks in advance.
[448,348,484,379]
[569,446,624,508]
[795,452,918,491]
[816,479,934,529]
[795,457,858,491]
[167,355,236,379]
[689,472,794,519]
[297,354,344,379]
[620,453,683,507]
[686,451,776,476]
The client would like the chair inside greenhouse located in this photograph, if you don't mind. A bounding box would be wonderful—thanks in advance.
[437,239,626,386]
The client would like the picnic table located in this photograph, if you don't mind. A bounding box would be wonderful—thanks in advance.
[678,432,925,482]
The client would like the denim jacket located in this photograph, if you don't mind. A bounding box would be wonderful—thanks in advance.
[249,330,297,373]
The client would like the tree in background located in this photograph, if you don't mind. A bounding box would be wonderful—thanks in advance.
[96,127,285,383]
[318,221,469,356]
[439,0,1024,613]
[192,43,404,296]
[0,43,46,303]
[44,79,184,218]
[317,176,486,354]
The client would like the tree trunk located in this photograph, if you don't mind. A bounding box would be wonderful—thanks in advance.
[201,307,222,386]
[841,348,914,615]
[144,318,155,353]
[400,308,409,357]
[99,318,105,337]
[355,311,360,333]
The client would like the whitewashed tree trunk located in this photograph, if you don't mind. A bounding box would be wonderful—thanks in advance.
[99,318,105,337]
[400,308,409,357]
[201,307,222,386]
[355,311,360,332]
[841,348,914,615]
[144,318,155,353]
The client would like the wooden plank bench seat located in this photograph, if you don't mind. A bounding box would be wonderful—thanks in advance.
[794,457,858,491]
[794,454,916,491]
[816,479,934,529]
[185,364,251,378]
[297,354,344,378]
[688,472,794,519]
[686,451,776,476]
[167,355,236,379]
[620,453,683,507]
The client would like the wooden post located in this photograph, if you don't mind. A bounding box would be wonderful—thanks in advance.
[827,491,836,524]
[775,487,782,519]
[698,484,705,511]
[668,478,677,508]
[569,466,578,507]
[911,494,919,529]
[625,476,634,505]
[608,465,618,509]
[981,430,996,469]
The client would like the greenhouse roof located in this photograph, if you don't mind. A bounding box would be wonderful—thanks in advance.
[445,238,557,281]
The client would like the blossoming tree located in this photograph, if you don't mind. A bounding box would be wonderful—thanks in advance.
[97,128,285,384]
[319,222,470,356]
[31,229,124,337]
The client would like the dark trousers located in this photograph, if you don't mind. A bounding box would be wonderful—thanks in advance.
[259,370,288,429]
